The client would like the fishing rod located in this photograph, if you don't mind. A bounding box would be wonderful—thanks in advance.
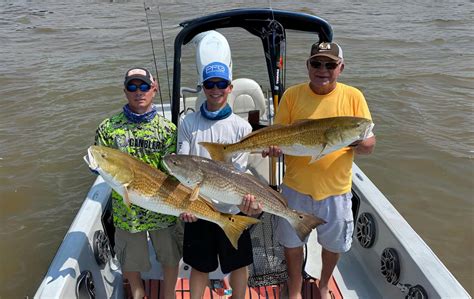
[155,4,172,100]
[143,2,165,116]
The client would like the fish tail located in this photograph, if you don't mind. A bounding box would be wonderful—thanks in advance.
[290,211,326,241]
[220,214,260,249]
[199,142,229,162]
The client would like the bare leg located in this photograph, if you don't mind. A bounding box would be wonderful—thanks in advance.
[229,266,248,299]
[124,271,145,299]
[284,246,304,299]
[319,248,339,299]
[161,265,179,299]
[189,268,209,299]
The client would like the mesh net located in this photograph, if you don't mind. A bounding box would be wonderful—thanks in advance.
[248,212,288,287]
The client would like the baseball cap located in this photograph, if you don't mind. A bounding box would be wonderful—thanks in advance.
[309,42,344,62]
[124,67,154,85]
[202,62,232,83]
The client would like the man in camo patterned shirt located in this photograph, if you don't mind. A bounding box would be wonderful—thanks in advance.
[95,67,182,299]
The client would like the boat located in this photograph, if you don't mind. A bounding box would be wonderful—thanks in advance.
[34,8,470,299]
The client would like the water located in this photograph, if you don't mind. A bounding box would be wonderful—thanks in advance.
[0,0,473,297]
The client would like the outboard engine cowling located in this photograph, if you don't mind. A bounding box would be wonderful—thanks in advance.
[192,30,232,84]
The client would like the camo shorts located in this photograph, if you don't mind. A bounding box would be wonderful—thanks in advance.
[114,221,184,272]
[275,185,354,253]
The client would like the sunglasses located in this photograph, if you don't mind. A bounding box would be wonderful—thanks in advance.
[126,83,151,92]
[203,80,230,90]
[308,60,340,70]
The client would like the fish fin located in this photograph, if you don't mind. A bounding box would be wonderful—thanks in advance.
[220,214,260,249]
[199,196,219,212]
[267,187,289,207]
[291,119,312,125]
[241,172,290,208]
[290,211,326,241]
[236,123,289,143]
[235,122,301,148]
[199,142,229,162]
[216,160,236,171]
[122,184,132,209]
[309,144,326,164]
[189,184,201,201]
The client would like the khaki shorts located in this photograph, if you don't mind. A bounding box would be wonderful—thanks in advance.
[114,222,184,272]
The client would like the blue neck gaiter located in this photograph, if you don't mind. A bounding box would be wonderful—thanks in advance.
[123,104,157,123]
[200,103,232,120]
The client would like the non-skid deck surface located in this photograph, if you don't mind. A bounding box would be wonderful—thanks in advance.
[124,277,342,299]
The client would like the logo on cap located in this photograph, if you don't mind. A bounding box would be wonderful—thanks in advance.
[127,69,148,77]
[205,64,226,75]
[202,62,231,82]
[310,42,343,61]
[318,42,332,51]
[124,67,153,85]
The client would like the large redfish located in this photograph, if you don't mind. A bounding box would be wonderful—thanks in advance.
[85,146,259,249]
[163,154,325,241]
[199,116,373,163]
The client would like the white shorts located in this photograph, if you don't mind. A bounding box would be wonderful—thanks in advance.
[275,185,354,253]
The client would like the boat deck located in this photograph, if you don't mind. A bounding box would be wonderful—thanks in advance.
[123,277,342,299]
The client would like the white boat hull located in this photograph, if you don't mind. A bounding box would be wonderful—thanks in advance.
[34,176,123,299]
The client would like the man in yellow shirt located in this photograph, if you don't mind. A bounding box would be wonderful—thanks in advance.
[264,42,376,299]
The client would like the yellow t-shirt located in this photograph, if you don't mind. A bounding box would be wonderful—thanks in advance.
[274,82,372,200]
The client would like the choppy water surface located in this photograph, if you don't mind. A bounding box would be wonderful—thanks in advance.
[0,0,473,297]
